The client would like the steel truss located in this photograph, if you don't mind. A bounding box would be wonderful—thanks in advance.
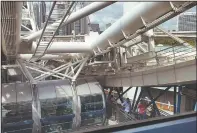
[17,57,89,84]
[92,2,195,57]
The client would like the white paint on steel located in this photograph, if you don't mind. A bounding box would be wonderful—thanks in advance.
[31,41,92,53]
[1,2,22,56]
[90,2,185,53]
[23,2,115,42]
[19,54,63,60]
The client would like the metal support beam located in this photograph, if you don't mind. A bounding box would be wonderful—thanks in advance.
[34,63,68,80]
[133,89,143,112]
[156,26,193,48]
[115,87,124,103]
[25,61,78,80]
[115,87,132,101]
[24,2,115,42]
[174,86,177,114]
[146,86,171,108]
[90,2,196,57]
[131,87,138,110]
[31,1,56,59]
[145,87,161,116]
[16,59,36,84]
[70,81,80,128]
[26,66,63,79]
[31,84,41,133]
[38,2,75,60]
[67,62,82,77]
[72,57,89,81]
[177,86,182,113]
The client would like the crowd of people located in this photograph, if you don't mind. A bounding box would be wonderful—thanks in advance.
[106,95,155,120]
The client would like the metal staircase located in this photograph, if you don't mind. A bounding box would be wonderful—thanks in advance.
[30,2,75,61]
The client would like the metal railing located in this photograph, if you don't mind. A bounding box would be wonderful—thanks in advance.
[126,45,196,72]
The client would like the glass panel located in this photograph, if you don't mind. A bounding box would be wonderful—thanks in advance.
[40,97,73,133]
[80,94,104,126]
[2,101,33,132]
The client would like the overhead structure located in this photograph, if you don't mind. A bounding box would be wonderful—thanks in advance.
[27,2,196,59]
[87,2,194,54]
[1,1,22,59]
[23,2,115,42]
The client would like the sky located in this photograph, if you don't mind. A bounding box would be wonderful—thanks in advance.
[89,2,196,31]
[89,2,123,31]
[44,2,196,31]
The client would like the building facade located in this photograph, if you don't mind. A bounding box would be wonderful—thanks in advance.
[178,12,196,31]
[90,23,100,33]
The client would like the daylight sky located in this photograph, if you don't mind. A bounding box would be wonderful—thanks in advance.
[89,2,196,31]
[45,2,196,31]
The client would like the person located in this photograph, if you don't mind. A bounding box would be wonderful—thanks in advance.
[106,95,113,119]
[122,98,131,114]
[138,99,146,120]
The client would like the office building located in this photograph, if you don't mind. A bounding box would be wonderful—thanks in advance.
[178,12,196,31]
[89,23,100,33]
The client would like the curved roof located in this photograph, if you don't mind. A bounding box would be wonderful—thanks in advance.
[2,78,103,102]
[76,78,103,95]
[37,79,73,99]
[2,83,32,103]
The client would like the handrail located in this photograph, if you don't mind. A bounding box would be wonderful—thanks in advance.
[36,2,76,60]
[30,2,56,60]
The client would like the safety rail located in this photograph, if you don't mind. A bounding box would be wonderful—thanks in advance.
[111,102,137,123]
[159,109,171,116]
[2,127,33,133]
[125,45,196,72]
[30,2,77,61]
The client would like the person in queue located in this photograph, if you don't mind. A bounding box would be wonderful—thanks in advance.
[122,98,131,114]
[138,99,147,120]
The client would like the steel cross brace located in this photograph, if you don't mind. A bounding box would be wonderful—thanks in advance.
[133,89,143,112]
[131,87,138,110]
[25,57,89,82]
[34,63,70,80]
[115,87,124,103]
[26,66,63,79]
[72,57,89,82]
[146,86,171,108]
[16,58,37,84]
[115,87,132,101]
[174,86,177,114]
[145,87,161,116]
[25,61,73,80]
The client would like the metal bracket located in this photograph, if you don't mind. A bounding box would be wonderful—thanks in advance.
[97,47,103,53]
[170,2,178,12]
[17,58,37,84]
[108,40,115,47]
[122,30,130,39]
[141,16,147,27]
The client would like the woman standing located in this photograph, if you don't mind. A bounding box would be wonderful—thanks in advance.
[138,100,147,120]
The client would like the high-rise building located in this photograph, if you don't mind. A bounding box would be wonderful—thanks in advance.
[72,2,89,35]
[178,12,196,31]
[105,23,111,29]
[33,3,40,28]
[40,2,46,25]
[89,23,100,33]
[51,2,90,35]
[33,2,46,29]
